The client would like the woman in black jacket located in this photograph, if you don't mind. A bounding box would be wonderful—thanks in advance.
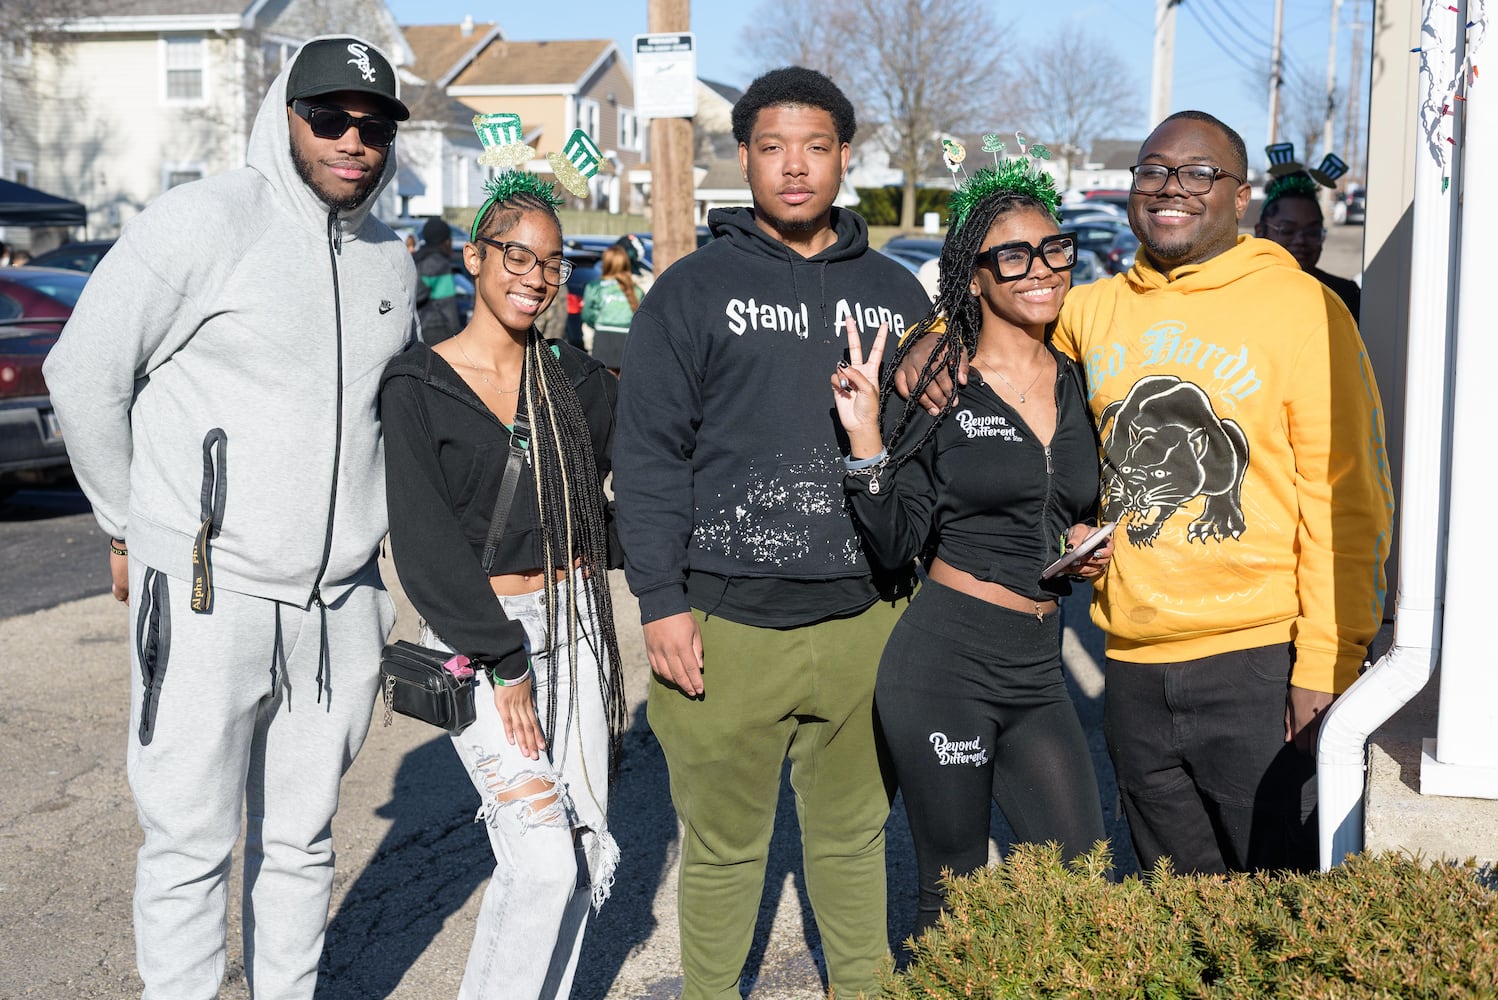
[379,171,623,999]
[831,161,1112,938]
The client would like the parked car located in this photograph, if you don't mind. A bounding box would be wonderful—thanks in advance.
[25,240,115,274]
[1103,231,1140,275]
[0,267,87,495]
[1071,249,1105,286]
[1058,202,1126,224]
[1332,185,1366,225]
[1070,219,1133,261]
[566,233,654,271]
[1081,189,1131,210]
[881,235,944,270]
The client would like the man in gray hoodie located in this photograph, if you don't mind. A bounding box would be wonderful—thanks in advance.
[44,36,416,1000]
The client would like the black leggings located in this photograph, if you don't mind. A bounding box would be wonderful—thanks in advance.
[876,579,1106,934]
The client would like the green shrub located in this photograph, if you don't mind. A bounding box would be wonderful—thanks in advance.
[854,186,953,227]
[884,843,1497,999]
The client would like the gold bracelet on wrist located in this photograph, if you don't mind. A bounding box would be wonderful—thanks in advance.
[109,539,128,557]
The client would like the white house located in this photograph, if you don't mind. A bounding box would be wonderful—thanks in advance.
[0,0,410,248]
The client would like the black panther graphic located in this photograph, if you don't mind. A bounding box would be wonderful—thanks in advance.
[1098,375,1250,547]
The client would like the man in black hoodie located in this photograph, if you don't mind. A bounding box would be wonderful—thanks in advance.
[614,67,930,999]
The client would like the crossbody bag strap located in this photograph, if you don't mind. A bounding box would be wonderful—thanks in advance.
[480,411,531,575]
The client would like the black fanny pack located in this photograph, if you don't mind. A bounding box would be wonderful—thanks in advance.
[378,640,477,734]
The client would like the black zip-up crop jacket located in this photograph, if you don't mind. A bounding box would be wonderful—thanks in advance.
[380,339,618,679]
[846,343,1099,602]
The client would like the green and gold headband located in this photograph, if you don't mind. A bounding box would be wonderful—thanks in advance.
[945,131,1060,232]
[469,113,601,240]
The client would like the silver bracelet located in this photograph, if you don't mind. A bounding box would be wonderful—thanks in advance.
[843,449,889,494]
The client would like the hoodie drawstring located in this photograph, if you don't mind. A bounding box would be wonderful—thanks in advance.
[818,262,829,330]
[314,594,330,704]
[270,601,285,701]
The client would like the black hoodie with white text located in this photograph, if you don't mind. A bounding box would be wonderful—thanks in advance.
[613,205,931,628]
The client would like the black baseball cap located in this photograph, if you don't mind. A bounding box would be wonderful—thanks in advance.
[287,37,409,121]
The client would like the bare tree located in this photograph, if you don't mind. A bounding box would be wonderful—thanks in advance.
[1279,63,1336,163]
[1006,30,1143,188]
[747,0,1013,229]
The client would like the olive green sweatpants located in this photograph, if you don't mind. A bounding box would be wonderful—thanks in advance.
[647,598,903,999]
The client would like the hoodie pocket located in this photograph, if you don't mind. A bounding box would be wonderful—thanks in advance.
[134,567,172,745]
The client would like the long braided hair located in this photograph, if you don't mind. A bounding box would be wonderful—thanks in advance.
[878,191,1059,472]
[473,191,626,780]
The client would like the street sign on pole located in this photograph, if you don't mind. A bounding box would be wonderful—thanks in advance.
[633,33,697,120]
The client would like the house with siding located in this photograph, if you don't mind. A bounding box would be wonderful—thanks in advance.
[0,0,410,249]
[403,20,643,214]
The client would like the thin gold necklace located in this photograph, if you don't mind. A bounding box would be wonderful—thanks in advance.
[977,351,1048,403]
[454,335,521,395]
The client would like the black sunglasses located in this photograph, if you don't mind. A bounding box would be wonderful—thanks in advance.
[977,233,1078,282]
[291,100,397,148]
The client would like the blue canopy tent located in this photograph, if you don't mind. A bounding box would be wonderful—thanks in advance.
[0,179,86,228]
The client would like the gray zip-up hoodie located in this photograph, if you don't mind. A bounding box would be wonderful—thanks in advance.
[44,38,417,607]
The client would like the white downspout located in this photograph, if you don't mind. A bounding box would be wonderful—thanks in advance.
[1316,0,1463,871]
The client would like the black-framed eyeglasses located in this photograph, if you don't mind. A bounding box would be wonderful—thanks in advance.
[1129,163,1244,195]
[476,237,574,285]
[1261,222,1327,243]
[291,100,397,148]
[977,233,1078,282]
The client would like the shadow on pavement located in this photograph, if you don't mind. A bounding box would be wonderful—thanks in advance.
[316,736,487,999]
[575,701,680,999]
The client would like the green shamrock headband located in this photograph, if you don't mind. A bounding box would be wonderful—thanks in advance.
[945,132,1061,232]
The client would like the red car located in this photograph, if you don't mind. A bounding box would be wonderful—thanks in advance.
[0,267,87,496]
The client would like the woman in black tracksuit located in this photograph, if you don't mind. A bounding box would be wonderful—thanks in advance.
[831,172,1111,937]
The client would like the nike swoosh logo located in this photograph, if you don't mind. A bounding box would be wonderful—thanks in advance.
[379,300,393,314]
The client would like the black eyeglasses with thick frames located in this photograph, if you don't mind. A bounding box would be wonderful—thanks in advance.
[476,237,574,285]
[977,233,1078,282]
[1129,163,1244,195]
[291,100,397,148]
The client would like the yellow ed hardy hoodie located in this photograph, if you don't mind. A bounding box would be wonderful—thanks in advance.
[1054,235,1393,694]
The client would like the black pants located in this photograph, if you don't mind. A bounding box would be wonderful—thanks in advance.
[876,579,1106,934]
[1103,645,1318,876]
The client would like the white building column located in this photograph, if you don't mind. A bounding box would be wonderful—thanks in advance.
[1423,1,1498,799]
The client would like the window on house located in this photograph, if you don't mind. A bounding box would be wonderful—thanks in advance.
[13,162,33,188]
[164,36,205,101]
[164,165,204,190]
[260,41,291,81]
[617,108,638,152]
[9,37,31,65]
[577,99,600,140]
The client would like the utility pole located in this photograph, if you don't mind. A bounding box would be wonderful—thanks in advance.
[1267,0,1286,144]
[1149,0,1178,127]
[1320,0,1343,215]
[648,0,694,275]
[1344,17,1367,181]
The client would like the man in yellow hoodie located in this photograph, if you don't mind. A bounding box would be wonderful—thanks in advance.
[900,111,1393,875]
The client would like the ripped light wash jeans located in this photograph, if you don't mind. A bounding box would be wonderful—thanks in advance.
[421,574,617,1000]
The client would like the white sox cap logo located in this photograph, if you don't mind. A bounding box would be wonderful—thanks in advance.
[346,42,375,82]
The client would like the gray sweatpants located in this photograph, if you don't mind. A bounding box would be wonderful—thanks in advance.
[126,559,395,1000]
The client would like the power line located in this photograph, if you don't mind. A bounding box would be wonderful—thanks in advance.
[1182,1,1264,77]
[1202,0,1273,54]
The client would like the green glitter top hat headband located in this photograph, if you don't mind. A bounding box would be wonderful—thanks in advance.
[945,131,1061,232]
[469,113,603,240]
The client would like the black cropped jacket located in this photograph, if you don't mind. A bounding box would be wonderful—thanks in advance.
[379,339,618,679]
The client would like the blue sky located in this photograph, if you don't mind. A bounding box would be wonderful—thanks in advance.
[384,0,1374,168]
